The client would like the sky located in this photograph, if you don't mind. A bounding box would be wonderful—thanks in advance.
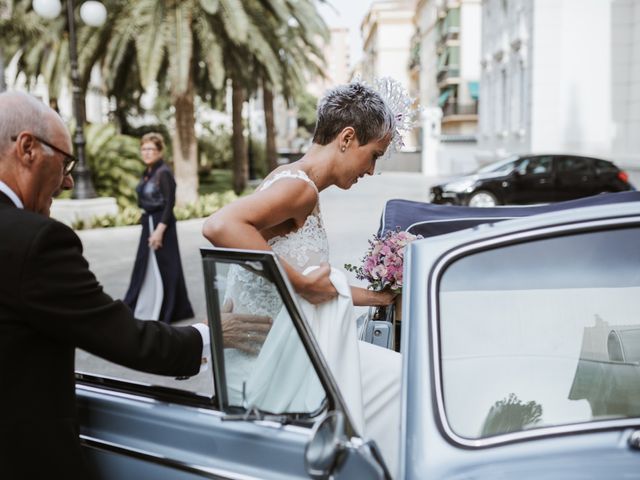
[317,0,377,67]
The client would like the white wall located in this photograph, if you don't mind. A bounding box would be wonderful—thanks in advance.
[531,0,613,156]
[479,0,640,169]
[611,0,640,168]
[460,0,482,82]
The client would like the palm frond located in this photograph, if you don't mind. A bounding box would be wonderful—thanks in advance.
[166,1,194,95]
[134,0,167,89]
[194,16,225,90]
[219,0,249,44]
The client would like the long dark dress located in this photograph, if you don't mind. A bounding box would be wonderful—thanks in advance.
[124,160,194,323]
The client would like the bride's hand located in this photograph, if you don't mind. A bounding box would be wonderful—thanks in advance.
[372,288,397,306]
[299,262,337,305]
[351,286,397,307]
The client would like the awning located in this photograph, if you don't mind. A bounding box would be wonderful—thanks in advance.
[438,88,452,106]
[469,81,479,100]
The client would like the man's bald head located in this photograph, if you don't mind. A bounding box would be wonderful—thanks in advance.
[0,91,74,216]
[0,91,61,157]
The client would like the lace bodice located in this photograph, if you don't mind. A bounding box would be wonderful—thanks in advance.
[222,170,331,402]
[224,169,329,319]
[262,170,329,272]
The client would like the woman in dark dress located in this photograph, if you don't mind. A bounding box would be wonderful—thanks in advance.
[124,132,194,323]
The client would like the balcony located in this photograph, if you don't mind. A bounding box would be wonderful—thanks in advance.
[437,27,460,47]
[437,66,460,84]
[442,103,478,117]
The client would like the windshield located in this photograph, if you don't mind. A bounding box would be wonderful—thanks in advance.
[477,156,519,174]
[439,227,640,441]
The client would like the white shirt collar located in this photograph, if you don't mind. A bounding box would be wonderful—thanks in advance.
[0,180,24,209]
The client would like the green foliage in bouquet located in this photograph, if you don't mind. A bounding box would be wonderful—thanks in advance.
[83,123,144,208]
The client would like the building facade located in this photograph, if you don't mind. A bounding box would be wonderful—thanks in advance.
[415,0,482,175]
[361,0,417,150]
[478,0,640,169]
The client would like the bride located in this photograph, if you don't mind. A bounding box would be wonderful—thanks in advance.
[203,81,406,475]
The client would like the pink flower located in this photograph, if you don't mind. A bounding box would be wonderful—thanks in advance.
[344,229,423,291]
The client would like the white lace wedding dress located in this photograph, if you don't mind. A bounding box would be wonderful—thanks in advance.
[222,169,401,475]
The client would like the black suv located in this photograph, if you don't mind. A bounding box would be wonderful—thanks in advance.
[429,154,634,207]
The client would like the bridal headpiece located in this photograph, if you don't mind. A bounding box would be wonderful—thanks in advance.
[371,76,419,153]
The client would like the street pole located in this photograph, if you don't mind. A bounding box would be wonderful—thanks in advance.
[66,0,97,199]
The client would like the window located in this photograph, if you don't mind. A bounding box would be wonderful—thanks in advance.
[517,156,552,175]
[203,254,326,416]
[594,160,618,175]
[557,157,592,174]
[439,227,640,440]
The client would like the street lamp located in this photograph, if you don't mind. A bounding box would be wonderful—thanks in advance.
[32,0,107,199]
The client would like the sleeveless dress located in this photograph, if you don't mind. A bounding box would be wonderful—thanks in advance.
[223,170,401,476]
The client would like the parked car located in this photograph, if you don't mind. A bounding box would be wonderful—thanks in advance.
[73,192,640,479]
[429,154,634,207]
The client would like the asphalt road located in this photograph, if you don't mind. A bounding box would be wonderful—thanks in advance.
[74,172,433,389]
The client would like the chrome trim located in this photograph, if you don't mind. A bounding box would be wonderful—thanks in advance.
[77,383,225,417]
[407,216,516,233]
[79,384,316,435]
[429,215,640,448]
[80,434,261,480]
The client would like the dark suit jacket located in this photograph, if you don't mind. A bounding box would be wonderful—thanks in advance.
[0,192,203,478]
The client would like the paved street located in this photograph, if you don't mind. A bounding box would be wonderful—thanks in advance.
[75,168,640,385]
[75,172,435,385]
[78,171,433,321]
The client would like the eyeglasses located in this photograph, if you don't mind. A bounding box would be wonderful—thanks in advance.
[11,134,78,176]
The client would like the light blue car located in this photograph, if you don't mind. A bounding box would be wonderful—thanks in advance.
[75,192,640,479]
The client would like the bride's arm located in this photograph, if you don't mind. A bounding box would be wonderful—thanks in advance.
[202,179,337,304]
[351,286,396,307]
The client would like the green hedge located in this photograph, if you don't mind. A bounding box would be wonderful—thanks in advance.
[72,190,238,230]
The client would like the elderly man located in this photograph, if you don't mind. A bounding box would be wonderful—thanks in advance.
[0,91,210,478]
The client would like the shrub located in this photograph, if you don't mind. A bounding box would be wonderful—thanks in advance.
[72,191,238,230]
[83,123,144,208]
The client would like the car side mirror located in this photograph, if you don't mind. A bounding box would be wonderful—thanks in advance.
[305,411,346,479]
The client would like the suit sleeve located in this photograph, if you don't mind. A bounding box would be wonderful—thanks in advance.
[18,220,202,376]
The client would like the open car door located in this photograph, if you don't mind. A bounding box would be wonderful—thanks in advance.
[76,249,389,479]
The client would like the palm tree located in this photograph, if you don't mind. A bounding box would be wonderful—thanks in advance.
[11,0,328,202]
[0,0,44,92]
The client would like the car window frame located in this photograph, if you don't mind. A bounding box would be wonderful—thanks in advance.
[429,215,640,448]
[200,247,362,434]
[556,155,595,174]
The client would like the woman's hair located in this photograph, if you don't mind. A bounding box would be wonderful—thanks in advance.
[312,82,395,146]
[140,132,165,151]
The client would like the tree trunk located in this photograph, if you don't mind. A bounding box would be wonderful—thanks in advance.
[232,77,248,195]
[263,80,278,172]
[171,74,199,206]
[0,48,6,93]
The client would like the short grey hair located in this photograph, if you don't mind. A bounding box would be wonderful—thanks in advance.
[312,82,395,146]
[0,91,53,156]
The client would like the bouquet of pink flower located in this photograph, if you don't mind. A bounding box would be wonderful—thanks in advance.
[345,229,422,292]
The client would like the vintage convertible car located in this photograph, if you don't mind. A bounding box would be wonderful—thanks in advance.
[74,191,640,479]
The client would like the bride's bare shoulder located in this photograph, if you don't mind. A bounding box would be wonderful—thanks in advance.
[259,167,317,195]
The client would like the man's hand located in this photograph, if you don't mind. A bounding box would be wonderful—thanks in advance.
[220,299,272,355]
[298,262,338,305]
